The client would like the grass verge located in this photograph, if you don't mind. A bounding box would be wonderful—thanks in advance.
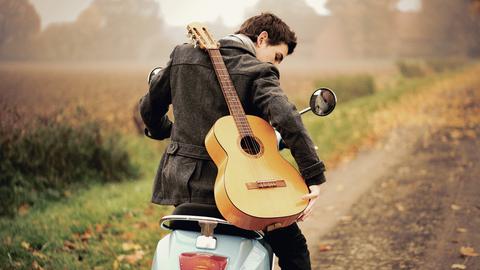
[0,136,171,269]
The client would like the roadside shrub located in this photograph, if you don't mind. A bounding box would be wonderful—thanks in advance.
[396,58,466,78]
[425,58,466,73]
[396,59,428,78]
[314,74,376,103]
[0,107,140,217]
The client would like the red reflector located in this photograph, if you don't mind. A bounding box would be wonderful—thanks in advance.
[179,252,228,270]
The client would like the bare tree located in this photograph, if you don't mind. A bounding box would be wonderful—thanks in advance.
[472,0,480,13]
[418,0,480,57]
[0,0,40,46]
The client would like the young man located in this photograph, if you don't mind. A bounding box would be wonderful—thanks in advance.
[140,13,326,269]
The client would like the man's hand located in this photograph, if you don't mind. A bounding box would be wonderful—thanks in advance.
[297,185,321,222]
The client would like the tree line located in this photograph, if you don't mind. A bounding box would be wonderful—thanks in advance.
[0,0,169,61]
[0,0,479,62]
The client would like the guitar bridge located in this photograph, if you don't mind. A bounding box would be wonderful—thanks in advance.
[246,180,287,190]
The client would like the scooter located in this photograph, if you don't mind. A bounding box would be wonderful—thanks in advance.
[147,72,337,269]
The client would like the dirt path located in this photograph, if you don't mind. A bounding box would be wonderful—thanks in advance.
[300,84,480,269]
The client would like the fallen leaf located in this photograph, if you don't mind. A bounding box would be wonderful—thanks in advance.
[124,211,134,219]
[80,230,93,242]
[95,224,106,233]
[148,221,158,230]
[318,244,332,252]
[32,261,44,270]
[33,251,48,260]
[339,216,352,223]
[4,236,12,245]
[465,130,476,138]
[133,221,148,229]
[325,205,335,211]
[117,250,145,264]
[121,232,135,240]
[451,264,466,269]
[21,241,31,250]
[112,260,119,270]
[63,240,76,251]
[460,246,479,257]
[449,130,462,139]
[63,190,72,197]
[18,204,30,216]
[451,204,461,211]
[122,242,142,251]
[456,228,467,233]
[144,204,155,216]
[125,250,145,264]
[12,261,23,268]
[395,203,405,212]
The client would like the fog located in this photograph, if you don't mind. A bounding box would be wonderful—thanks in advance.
[1,0,479,68]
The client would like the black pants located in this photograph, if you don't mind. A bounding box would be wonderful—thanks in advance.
[264,223,311,270]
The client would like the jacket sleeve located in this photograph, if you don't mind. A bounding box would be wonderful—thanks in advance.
[139,50,174,140]
[252,64,326,186]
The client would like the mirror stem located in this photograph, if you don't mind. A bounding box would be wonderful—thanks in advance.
[299,107,311,115]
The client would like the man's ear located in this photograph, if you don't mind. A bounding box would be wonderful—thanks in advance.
[256,31,269,47]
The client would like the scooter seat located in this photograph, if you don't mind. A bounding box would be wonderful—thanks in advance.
[168,203,261,239]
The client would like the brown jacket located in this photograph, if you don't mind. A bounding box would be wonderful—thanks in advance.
[140,38,326,205]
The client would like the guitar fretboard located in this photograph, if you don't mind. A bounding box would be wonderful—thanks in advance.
[208,49,253,137]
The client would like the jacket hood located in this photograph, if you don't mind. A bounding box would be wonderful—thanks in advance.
[219,38,256,57]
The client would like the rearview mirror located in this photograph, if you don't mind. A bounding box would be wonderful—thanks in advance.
[309,87,337,116]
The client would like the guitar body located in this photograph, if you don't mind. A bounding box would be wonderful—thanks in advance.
[205,115,309,230]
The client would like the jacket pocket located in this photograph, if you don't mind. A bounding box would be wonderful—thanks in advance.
[187,160,217,204]
[161,154,197,202]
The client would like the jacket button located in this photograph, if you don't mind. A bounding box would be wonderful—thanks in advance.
[167,143,179,154]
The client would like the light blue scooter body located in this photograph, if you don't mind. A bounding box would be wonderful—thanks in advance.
[151,229,272,270]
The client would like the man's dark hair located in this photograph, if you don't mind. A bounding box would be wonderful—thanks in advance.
[235,12,297,55]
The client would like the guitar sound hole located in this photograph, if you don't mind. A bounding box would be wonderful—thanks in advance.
[240,136,262,155]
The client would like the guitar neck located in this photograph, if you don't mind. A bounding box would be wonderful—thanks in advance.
[208,49,253,137]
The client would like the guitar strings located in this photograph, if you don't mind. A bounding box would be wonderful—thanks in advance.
[216,49,284,212]
[211,49,259,155]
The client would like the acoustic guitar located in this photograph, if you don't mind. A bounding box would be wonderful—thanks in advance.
[187,23,309,231]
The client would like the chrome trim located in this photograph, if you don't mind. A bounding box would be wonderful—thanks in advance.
[160,215,229,228]
[299,107,311,115]
[159,215,264,239]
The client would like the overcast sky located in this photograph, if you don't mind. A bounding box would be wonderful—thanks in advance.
[29,0,422,29]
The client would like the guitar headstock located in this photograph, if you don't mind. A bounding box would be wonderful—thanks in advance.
[187,22,219,50]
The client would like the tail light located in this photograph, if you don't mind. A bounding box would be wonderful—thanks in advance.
[179,252,228,270]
